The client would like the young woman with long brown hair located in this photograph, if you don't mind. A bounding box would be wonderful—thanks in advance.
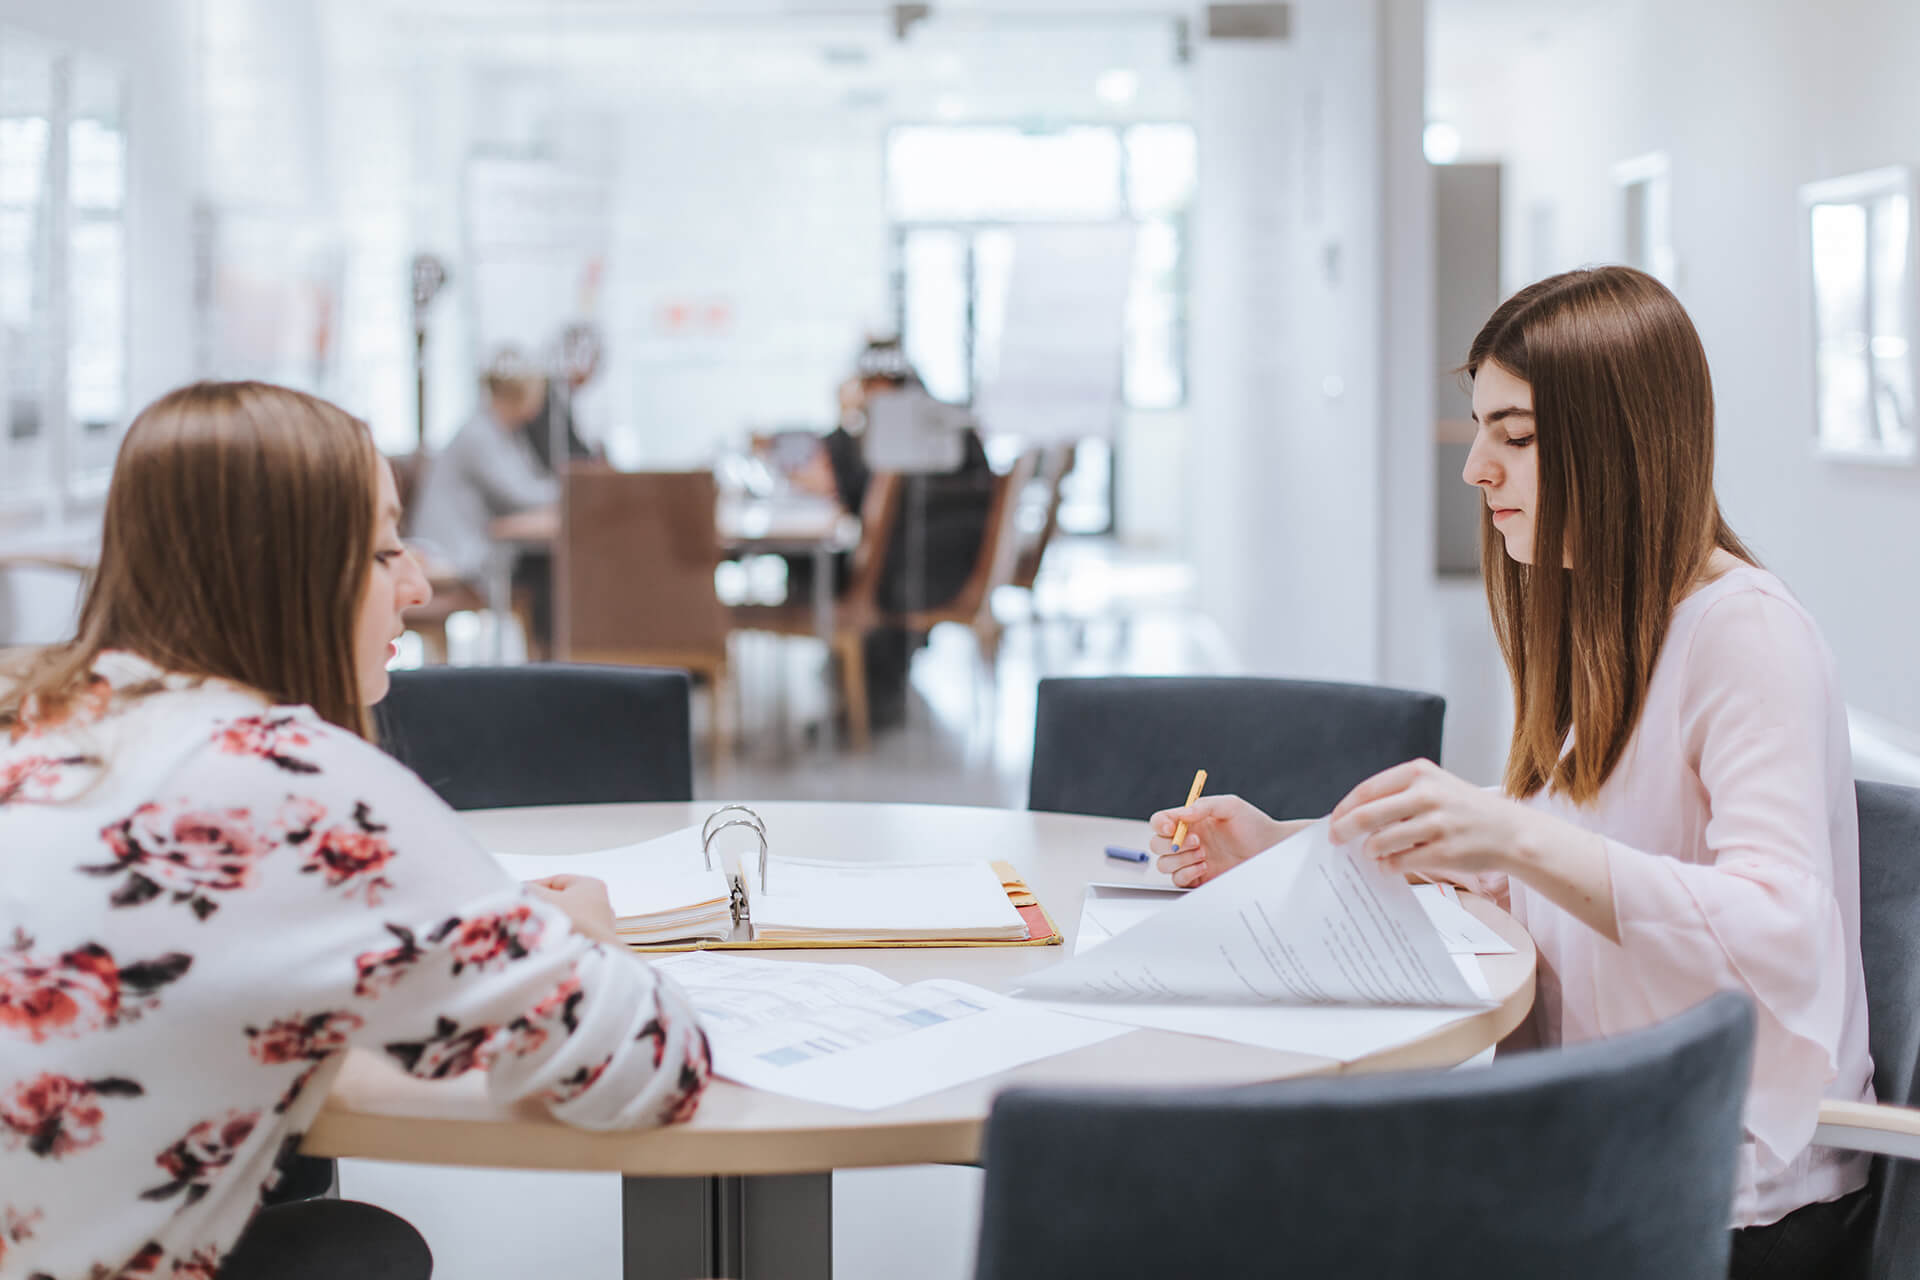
[0,383,709,1279]
[1151,267,1872,1275]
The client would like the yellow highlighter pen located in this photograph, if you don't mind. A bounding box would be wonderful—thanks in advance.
[1168,769,1208,854]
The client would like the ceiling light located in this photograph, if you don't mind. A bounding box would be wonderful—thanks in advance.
[1423,121,1462,165]
[1095,68,1140,106]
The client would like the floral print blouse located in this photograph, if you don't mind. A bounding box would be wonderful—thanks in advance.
[0,652,710,1279]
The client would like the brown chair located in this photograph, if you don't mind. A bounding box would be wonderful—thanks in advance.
[555,467,734,756]
[730,471,903,751]
[883,449,1040,675]
[1010,441,1077,594]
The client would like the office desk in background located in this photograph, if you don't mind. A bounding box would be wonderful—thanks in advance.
[483,494,855,662]
[308,801,1536,1280]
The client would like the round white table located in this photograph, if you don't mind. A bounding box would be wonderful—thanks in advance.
[308,801,1536,1279]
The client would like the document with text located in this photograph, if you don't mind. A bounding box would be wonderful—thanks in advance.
[1014,821,1488,1010]
[652,952,1125,1110]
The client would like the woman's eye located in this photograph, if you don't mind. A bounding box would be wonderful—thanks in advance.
[1505,435,1535,448]
[375,549,403,566]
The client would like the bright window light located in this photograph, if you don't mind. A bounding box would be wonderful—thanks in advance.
[1423,121,1463,165]
[1094,68,1139,106]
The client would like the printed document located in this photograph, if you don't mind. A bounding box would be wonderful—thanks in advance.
[653,953,1125,1110]
[1018,824,1500,1063]
[1015,821,1487,1009]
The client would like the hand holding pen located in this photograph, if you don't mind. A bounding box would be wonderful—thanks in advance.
[1150,786,1312,889]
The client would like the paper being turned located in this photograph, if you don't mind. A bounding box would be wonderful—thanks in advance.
[1013,821,1487,1010]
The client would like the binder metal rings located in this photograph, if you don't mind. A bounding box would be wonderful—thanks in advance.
[701,807,770,892]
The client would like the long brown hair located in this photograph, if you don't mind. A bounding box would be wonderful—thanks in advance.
[0,382,379,739]
[1469,266,1753,804]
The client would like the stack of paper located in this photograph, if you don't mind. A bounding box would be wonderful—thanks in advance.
[493,828,734,945]
[492,826,1030,946]
[743,857,1028,943]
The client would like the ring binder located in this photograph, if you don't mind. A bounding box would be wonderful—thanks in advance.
[704,816,771,894]
[497,806,1060,950]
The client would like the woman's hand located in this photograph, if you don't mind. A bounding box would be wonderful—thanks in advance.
[1150,796,1307,888]
[526,874,622,946]
[1328,759,1531,878]
[1328,758,1619,940]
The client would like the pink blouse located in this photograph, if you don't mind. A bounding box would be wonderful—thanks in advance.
[1506,565,1874,1227]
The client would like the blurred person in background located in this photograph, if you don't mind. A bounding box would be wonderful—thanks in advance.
[526,322,607,474]
[410,350,559,658]
[778,337,994,728]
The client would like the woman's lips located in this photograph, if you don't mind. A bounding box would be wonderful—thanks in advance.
[1491,508,1520,523]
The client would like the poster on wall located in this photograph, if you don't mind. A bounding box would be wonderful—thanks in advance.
[464,155,611,374]
[971,223,1135,444]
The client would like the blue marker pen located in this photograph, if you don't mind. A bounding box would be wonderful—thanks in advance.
[1105,845,1150,863]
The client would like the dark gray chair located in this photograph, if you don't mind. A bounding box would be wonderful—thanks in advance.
[376,664,693,810]
[1810,781,1920,1279]
[1027,675,1445,821]
[974,991,1754,1280]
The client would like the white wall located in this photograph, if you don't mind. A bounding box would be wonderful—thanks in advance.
[1440,0,1920,734]
[1188,0,1434,685]
[604,106,891,466]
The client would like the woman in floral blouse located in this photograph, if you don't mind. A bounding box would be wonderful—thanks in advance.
[0,382,710,1280]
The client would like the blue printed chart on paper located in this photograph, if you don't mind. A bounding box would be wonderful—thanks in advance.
[652,952,1124,1110]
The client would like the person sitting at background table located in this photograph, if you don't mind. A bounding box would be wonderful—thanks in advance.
[410,349,559,657]
[782,336,995,727]
[525,321,608,475]
[1150,266,1873,1278]
[0,382,709,1280]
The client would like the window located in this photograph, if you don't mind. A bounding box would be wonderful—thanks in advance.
[0,35,126,509]
[1802,167,1917,462]
[888,122,1194,534]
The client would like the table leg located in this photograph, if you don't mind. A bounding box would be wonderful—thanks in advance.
[622,1173,831,1280]
[486,547,513,664]
[811,544,836,747]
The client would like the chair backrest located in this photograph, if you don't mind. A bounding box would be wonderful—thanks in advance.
[838,471,904,618]
[376,664,692,810]
[900,449,1039,625]
[1012,441,1076,592]
[1028,675,1445,821]
[974,991,1755,1280]
[1851,781,1920,1278]
[557,468,728,665]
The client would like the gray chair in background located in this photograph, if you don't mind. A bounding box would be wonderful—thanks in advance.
[974,991,1755,1280]
[1811,780,1920,1278]
[376,663,692,810]
[1027,675,1445,822]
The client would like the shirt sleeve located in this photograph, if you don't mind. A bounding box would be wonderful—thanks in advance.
[1598,590,1852,1170]
[462,421,560,515]
[176,715,710,1130]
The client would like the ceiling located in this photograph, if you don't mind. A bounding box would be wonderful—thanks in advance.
[373,0,1194,118]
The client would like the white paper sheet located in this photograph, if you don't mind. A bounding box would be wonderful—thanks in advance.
[1016,821,1485,1009]
[1411,883,1517,955]
[1073,883,1190,956]
[652,953,1126,1110]
[492,828,728,918]
[746,857,1026,941]
[492,828,734,944]
[1035,954,1493,1063]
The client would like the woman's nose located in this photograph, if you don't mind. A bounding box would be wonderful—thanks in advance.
[401,549,433,610]
[1462,436,1499,487]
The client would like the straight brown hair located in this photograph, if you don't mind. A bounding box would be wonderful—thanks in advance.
[1468,267,1753,804]
[1,382,379,740]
